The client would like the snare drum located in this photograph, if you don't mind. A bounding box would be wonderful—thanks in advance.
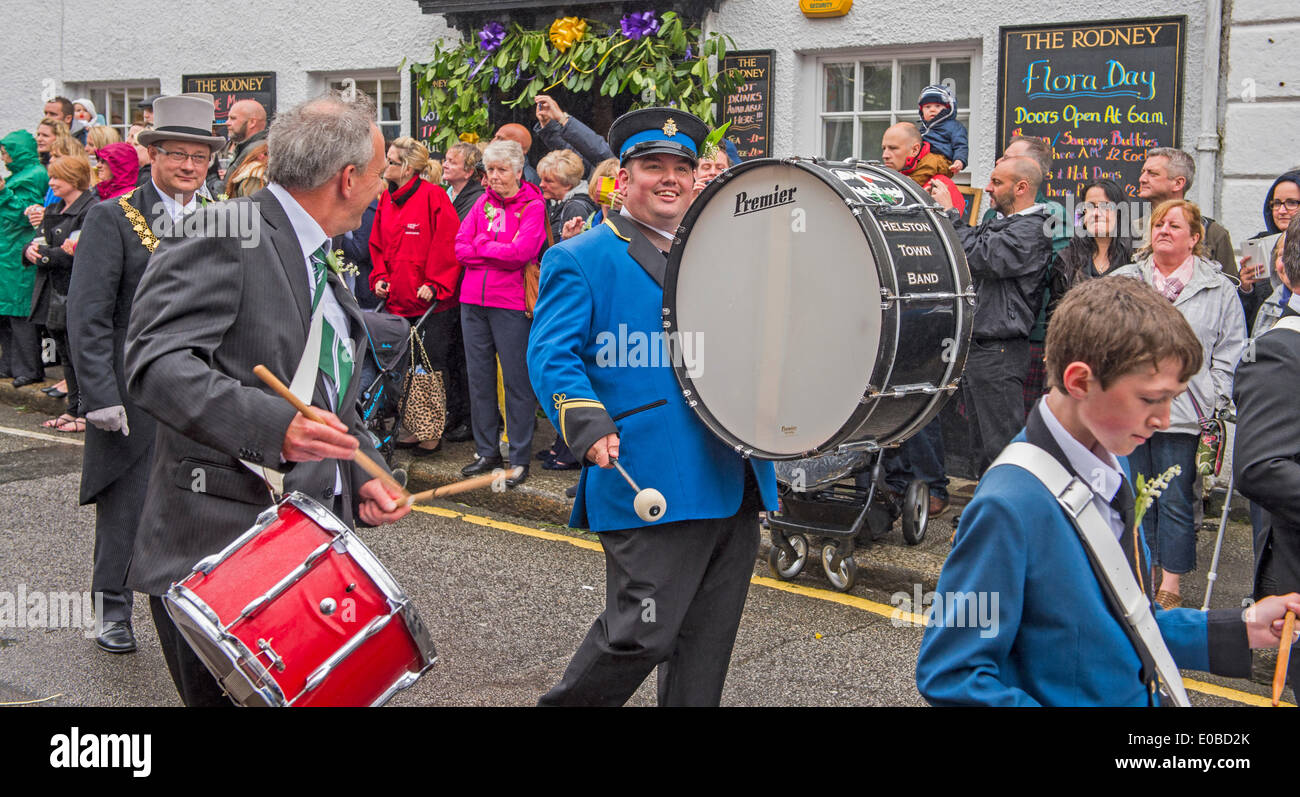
[164,492,436,707]
[663,158,973,460]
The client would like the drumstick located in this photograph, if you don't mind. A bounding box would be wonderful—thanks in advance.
[1273,610,1296,707]
[404,467,522,506]
[253,364,408,499]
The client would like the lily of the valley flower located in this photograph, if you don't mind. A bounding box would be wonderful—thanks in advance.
[1134,464,1182,531]
[324,248,359,277]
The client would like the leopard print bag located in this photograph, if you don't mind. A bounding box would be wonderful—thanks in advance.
[399,327,446,442]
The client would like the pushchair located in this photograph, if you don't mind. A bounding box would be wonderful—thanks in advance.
[766,448,930,592]
[356,304,437,466]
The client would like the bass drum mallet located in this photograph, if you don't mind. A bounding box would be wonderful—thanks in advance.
[610,457,667,522]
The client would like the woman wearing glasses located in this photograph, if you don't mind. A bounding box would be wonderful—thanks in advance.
[369,137,461,455]
[1047,179,1136,320]
[1242,170,1300,334]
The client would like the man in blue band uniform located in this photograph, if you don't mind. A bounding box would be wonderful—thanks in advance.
[528,108,778,706]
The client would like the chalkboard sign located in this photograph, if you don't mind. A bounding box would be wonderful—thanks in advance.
[409,68,443,144]
[997,18,1184,200]
[721,50,774,160]
[181,72,276,133]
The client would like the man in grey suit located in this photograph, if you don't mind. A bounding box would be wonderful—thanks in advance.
[125,93,409,706]
[68,94,225,655]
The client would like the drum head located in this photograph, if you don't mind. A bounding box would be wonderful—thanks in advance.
[666,161,882,458]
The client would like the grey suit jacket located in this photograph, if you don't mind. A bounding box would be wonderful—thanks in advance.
[124,188,386,596]
[67,181,164,504]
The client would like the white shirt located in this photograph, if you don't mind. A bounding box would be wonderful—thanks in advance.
[151,180,200,221]
[268,182,354,495]
[1039,399,1126,539]
[619,207,676,242]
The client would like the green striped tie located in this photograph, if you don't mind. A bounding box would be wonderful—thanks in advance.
[309,245,353,400]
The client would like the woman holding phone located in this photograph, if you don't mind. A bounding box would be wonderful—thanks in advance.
[1243,170,1300,334]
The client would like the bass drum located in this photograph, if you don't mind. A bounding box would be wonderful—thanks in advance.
[663,157,973,460]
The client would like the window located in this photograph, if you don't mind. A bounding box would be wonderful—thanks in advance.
[819,50,975,173]
[73,82,162,142]
[328,76,401,142]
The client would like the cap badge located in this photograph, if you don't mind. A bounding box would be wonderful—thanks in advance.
[662,118,678,138]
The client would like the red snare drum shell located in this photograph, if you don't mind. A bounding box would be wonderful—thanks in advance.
[165,493,436,707]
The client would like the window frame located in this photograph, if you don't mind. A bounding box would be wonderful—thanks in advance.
[323,71,403,142]
[65,81,162,143]
[816,45,979,173]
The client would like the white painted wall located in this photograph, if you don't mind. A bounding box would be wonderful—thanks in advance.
[0,0,456,136]
[1221,2,1300,248]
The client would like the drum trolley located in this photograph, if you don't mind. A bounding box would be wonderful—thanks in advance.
[765,449,929,592]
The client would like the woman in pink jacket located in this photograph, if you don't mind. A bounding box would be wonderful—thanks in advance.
[454,139,546,486]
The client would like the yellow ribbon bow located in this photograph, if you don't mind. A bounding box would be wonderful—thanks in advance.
[549,17,587,53]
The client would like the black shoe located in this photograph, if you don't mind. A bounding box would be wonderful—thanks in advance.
[565,484,578,498]
[506,464,529,488]
[394,438,421,450]
[12,376,42,388]
[542,457,580,470]
[442,424,473,443]
[95,621,137,654]
[410,441,442,457]
[44,388,67,399]
[535,448,558,461]
[461,455,503,476]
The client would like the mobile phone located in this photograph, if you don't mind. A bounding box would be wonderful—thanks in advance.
[595,176,617,205]
[1241,236,1278,280]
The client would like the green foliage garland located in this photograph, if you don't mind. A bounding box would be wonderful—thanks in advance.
[413,12,736,153]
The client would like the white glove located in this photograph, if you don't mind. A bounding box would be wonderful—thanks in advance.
[86,405,130,436]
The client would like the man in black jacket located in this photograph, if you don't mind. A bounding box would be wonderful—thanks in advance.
[439,142,485,443]
[67,94,224,655]
[533,94,615,181]
[931,156,1054,471]
[1233,221,1300,695]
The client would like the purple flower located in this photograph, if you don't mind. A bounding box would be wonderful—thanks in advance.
[684,44,693,60]
[491,66,500,85]
[620,11,659,40]
[478,21,506,52]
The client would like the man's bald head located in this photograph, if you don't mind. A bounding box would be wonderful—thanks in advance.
[493,123,532,153]
[880,122,923,172]
[227,99,268,144]
[986,155,1042,215]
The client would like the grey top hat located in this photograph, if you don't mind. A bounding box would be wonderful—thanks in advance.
[137,94,226,149]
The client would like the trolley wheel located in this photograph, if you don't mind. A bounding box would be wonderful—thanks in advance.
[768,533,808,581]
[821,543,858,592]
[902,480,930,545]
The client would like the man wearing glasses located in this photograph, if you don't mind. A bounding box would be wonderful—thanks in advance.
[67,94,224,656]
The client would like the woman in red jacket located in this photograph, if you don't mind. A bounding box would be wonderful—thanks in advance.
[370,137,461,454]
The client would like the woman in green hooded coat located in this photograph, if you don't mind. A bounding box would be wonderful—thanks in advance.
[0,130,50,383]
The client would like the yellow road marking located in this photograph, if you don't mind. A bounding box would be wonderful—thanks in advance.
[412,503,1291,707]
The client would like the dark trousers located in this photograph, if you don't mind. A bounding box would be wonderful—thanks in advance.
[92,456,152,623]
[0,316,43,380]
[461,303,535,466]
[53,329,79,414]
[539,478,762,706]
[443,308,471,429]
[149,596,232,707]
[964,337,1030,473]
[883,415,948,500]
[1257,545,1300,697]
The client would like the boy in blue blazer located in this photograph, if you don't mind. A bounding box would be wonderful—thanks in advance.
[917,277,1300,705]
[528,108,777,706]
